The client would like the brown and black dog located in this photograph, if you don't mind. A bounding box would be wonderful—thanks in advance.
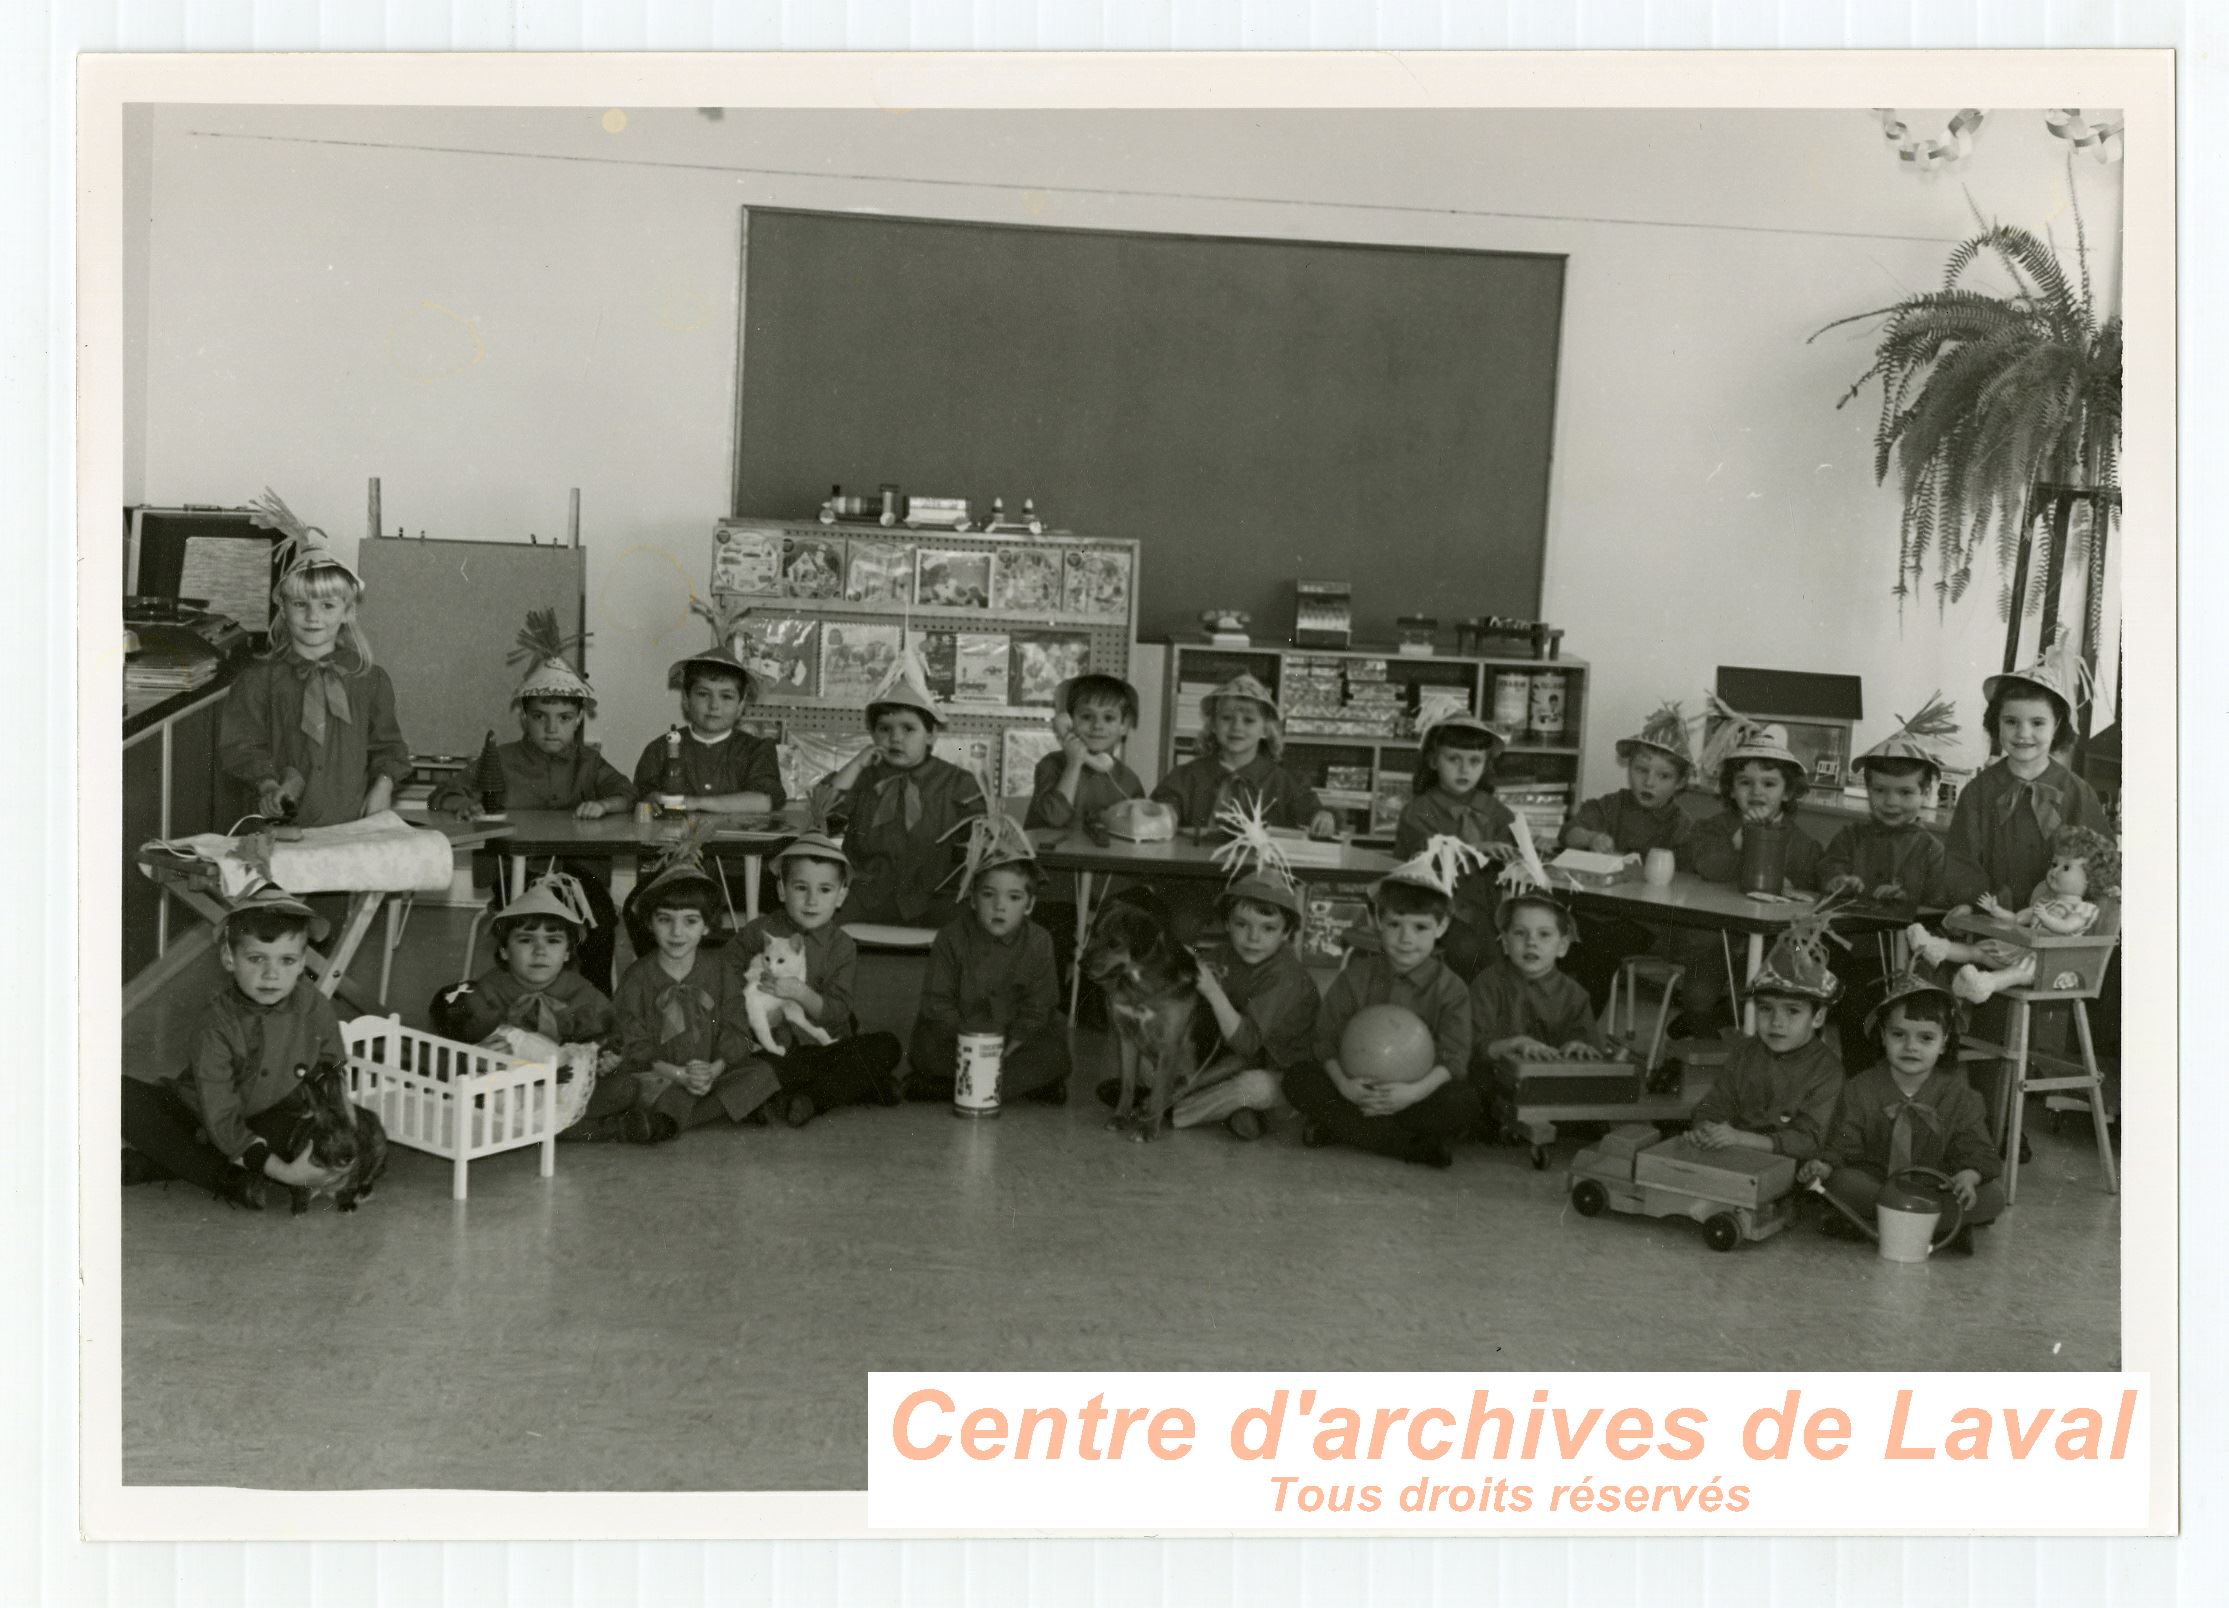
[1081,893,1225,1142]
[267,1059,389,1215]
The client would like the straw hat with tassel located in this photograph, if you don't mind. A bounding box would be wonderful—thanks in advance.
[1983,625,2093,735]
[1852,692,1959,783]
[1613,700,1696,774]
[666,595,758,696]
[941,813,1040,898]
[249,488,363,592]
[1208,794,1308,922]
[508,606,596,711]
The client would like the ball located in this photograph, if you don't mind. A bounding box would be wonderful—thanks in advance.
[1338,1004,1437,1085]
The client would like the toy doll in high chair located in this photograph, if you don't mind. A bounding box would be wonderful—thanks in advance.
[1906,825,2119,1004]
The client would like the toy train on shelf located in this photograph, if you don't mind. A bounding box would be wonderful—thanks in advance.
[817,484,1044,535]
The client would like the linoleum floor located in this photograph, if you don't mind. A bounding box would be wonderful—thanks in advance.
[117,910,2120,1491]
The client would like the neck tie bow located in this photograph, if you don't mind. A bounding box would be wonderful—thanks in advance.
[656,979,714,1047]
[1885,1095,1946,1175]
[290,654,353,746]
[506,989,563,1040]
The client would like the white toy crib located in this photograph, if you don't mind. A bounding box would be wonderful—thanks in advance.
[343,1014,562,1201]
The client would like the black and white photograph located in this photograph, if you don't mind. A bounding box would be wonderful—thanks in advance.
[73,53,2180,1550]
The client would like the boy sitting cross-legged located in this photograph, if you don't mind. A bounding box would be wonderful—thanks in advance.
[1684,913,1845,1162]
[120,887,352,1208]
[724,832,906,1128]
[609,824,777,1140]
[1281,837,1488,1170]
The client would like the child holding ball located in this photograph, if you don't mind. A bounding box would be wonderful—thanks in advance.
[219,492,412,828]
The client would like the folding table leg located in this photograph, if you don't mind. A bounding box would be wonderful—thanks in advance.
[378,896,409,1006]
[2002,998,2034,1206]
[316,893,386,1011]
[2072,1000,2119,1195]
[1068,869,1096,1025]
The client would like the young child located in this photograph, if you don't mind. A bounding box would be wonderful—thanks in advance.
[436,609,633,991]
[1151,674,1336,837]
[1942,635,2111,910]
[1683,915,1845,1161]
[1679,711,1823,1028]
[632,597,786,815]
[1912,824,2118,1004]
[219,493,412,829]
[1156,808,1322,1139]
[905,816,1072,1104]
[822,647,988,928]
[1395,713,1517,981]
[610,825,776,1139]
[1026,674,1148,831]
[1799,965,2005,1251]
[1467,888,1604,1070]
[1821,696,1958,1061]
[119,887,352,1207]
[1281,837,1487,1169]
[1560,701,1696,1006]
[724,832,905,1127]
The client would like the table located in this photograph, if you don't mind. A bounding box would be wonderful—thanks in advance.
[1562,874,1906,1031]
[1027,827,1399,1018]
[140,817,510,1013]
[491,806,813,924]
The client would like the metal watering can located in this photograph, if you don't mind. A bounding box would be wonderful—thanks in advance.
[1809,1167,1965,1262]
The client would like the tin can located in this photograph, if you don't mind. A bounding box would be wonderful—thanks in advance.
[1528,672,1567,742]
[634,801,655,824]
[1492,671,1531,737]
[954,1032,1004,1118]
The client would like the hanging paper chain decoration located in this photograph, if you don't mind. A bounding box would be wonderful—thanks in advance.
[1875,108,1985,170]
[2045,108,2124,163]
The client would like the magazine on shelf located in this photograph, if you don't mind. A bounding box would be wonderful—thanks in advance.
[916,548,993,609]
[817,620,902,704]
[953,632,1012,705]
[913,629,959,701]
[1010,631,1091,706]
[780,535,846,599]
[990,547,1064,613]
[710,525,782,596]
[743,617,821,698]
[842,539,914,605]
[1062,548,1131,617]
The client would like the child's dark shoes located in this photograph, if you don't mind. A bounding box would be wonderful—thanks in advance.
[1226,1109,1265,1142]
[120,1147,163,1186]
[624,1110,680,1145]
[215,1169,266,1211]
[1407,1137,1456,1170]
[1300,1121,1330,1150]
[783,1094,817,1128]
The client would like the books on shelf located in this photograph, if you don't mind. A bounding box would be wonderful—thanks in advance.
[710,525,783,596]
[1500,781,1573,840]
[818,621,902,704]
[917,549,993,609]
[842,539,914,606]
[990,547,1064,613]
[1010,631,1090,707]
[915,629,959,701]
[1370,774,1415,834]
[743,617,821,698]
[953,633,1011,705]
[780,535,845,599]
[1062,549,1131,618]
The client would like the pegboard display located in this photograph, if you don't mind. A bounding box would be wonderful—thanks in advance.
[710,517,1140,799]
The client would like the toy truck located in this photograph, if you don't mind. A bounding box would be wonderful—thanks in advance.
[1566,1123,1797,1252]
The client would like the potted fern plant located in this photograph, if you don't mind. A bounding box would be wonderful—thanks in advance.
[1814,188,2121,628]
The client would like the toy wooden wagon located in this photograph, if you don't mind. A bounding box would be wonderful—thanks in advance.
[342,1014,565,1201]
[1567,1123,1798,1253]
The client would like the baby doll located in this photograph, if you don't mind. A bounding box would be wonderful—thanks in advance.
[1908,825,2119,1004]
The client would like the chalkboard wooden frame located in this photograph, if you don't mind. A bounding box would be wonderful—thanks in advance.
[730,207,1565,645]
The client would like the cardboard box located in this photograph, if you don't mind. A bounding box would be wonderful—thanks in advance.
[1634,1138,1796,1209]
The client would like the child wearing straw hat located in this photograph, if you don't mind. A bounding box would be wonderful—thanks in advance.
[904,816,1072,1105]
[1942,633,2111,910]
[1560,700,1697,1008]
[218,491,413,830]
[1395,712,1519,981]
[431,868,619,1047]
[725,832,906,1127]
[1684,911,1847,1162]
[608,824,777,1139]
[1466,819,1603,1069]
[631,597,785,815]
[434,609,635,990]
[820,646,989,928]
[1799,965,2005,1250]
[1150,674,1336,837]
[1280,837,1488,1169]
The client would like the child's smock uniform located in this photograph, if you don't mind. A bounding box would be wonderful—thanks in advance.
[1208,943,1321,1073]
[1817,820,1950,905]
[219,650,413,828]
[1467,959,1602,1071]
[1024,750,1146,831]
[1152,753,1321,831]
[1282,952,1483,1164]
[1943,758,2109,909]
[906,915,1070,1100]
[1396,788,1516,967]
[1689,1035,1843,1160]
[1564,789,1694,1007]
[631,728,785,807]
[836,756,987,927]
[1683,808,1825,890]
[725,911,903,1113]
[612,951,773,1128]
[1568,789,1692,856]
[433,739,634,815]
[443,968,617,1045]
[1820,1063,2006,1227]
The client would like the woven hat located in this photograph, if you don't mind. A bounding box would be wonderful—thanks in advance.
[249,488,363,592]
[943,813,1038,897]
[772,830,851,873]
[1418,711,1507,759]
[1208,795,1307,921]
[509,607,595,710]
[497,866,598,933]
[1200,674,1282,726]
[1863,961,1967,1039]
[866,642,946,727]
[636,816,721,899]
[1613,700,1695,772]
[1854,692,1958,780]
[666,596,757,696]
[1982,626,2089,731]
[1380,832,1495,900]
[1746,904,1845,1004]
[1492,811,1573,931]
[1697,693,1806,790]
[223,882,331,944]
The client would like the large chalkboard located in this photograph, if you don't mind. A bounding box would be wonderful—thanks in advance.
[732,209,1564,644]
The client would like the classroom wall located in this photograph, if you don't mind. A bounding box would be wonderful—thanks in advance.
[126,106,2124,790]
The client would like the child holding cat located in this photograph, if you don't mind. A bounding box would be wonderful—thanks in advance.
[723,832,906,1127]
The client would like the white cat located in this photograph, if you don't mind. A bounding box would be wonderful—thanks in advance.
[743,932,835,1057]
